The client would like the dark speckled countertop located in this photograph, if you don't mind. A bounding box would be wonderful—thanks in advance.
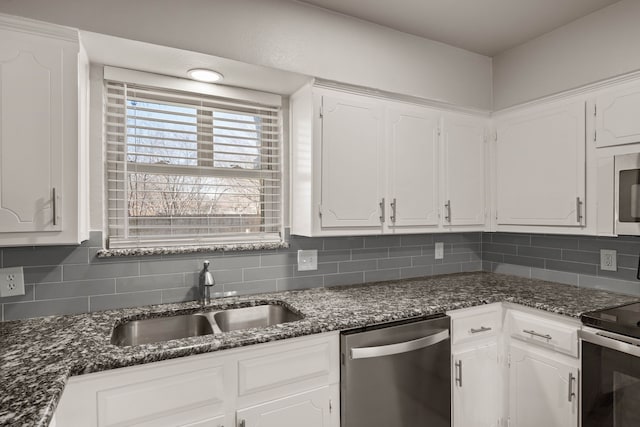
[1,272,638,426]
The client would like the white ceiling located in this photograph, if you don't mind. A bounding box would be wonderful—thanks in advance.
[296,0,621,56]
[80,31,310,96]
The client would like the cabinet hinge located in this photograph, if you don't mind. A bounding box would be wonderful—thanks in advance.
[319,105,324,118]
[594,130,597,142]
[318,204,323,217]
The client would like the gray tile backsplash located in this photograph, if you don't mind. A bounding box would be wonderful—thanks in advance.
[0,231,482,321]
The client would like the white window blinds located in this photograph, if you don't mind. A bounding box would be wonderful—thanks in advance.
[105,80,282,248]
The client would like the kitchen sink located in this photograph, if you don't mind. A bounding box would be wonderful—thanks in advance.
[110,303,303,346]
[213,304,303,332]
[110,313,214,346]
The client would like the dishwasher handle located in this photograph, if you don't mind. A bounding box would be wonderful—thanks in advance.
[350,328,449,360]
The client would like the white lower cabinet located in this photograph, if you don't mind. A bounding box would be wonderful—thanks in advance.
[54,332,339,427]
[508,341,579,427]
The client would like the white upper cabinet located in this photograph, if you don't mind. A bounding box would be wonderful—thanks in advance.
[494,100,586,228]
[593,79,640,148]
[442,114,487,227]
[0,14,89,246]
[319,94,384,229]
[386,104,440,228]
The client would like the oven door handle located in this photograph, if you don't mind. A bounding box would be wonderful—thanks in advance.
[350,329,449,360]
[579,329,640,358]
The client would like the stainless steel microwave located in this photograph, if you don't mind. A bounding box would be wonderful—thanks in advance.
[615,153,640,235]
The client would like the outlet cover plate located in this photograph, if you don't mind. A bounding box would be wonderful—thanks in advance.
[435,242,444,260]
[0,266,25,297]
[600,249,617,272]
[297,250,318,271]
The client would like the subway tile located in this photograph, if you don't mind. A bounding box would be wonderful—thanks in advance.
[388,246,422,258]
[530,268,578,286]
[0,284,34,303]
[531,235,579,249]
[138,259,200,276]
[338,259,377,273]
[412,255,436,266]
[3,246,89,267]
[450,243,481,254]
[364,235,401,248]
[81,230,104,248]
[400,265,433,279]
[579,274,640,297]
[277,275,324,291]
[64,263,139,281]
[518,246,561,259]
[162,286,198,304]
[4,297,89,321]
[223,280,277,296]
[460,261,482,273]
[491,233,531,246]
[433,232,481,244]
[90,291,162,312]
[24,266,63,284]
[481,233,492,243]
[294,262,338,277]
[443,253,472,263]
[433,263,462,275]
[317,250,351,263]
[597,267,639,282]
[209,255,261,270]
[489,263,531,278]
[36,279,115,300]
[287,236,324,251]
[378,257,412,270]
[324,272,364,287]
[116,274,185,293]
[352,248,389,260]
[503,255,545,269]
[184,269,243,287]
[400,235,434,246]
[562,249,600,265]
[243,265,294,282]
[481,261,494,272]
[618,254,640,269]
[365,269,400,283]
[545,259,597,276]
[482,252,504,263]
[578,238,640,255]
[260,252,298,267]
[324,237,364,250]
[481,242,517,255]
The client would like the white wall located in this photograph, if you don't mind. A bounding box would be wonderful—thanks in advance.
[493,0,640,109]
[0,0,493,110]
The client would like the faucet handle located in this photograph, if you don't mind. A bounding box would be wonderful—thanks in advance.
[203,260,210,270]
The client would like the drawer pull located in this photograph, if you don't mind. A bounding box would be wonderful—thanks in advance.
[455,360,462,387]
[469,326,492,334]
[568,372,576,402]
[523,329,552,341]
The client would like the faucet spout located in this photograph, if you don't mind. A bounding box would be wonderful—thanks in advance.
[199,260,215,305]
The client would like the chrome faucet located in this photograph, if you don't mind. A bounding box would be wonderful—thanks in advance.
[199,260,215,305]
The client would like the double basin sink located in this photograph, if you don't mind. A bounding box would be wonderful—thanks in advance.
[111,303,303,347]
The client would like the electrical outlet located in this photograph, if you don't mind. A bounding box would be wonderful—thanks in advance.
[435,242,444,260]
[297,250,318,271]
[0,266,25,298]
[600,249,617,272]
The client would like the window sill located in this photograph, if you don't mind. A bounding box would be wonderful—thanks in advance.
[96,241,289,258]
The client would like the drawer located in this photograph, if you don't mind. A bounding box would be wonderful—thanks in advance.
[506,310,579,357]
[450,304,502,345]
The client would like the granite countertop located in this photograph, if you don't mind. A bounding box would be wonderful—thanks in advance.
[1,271,638,426]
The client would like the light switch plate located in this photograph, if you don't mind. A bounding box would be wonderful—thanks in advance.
[600,249,617,271]
[297,250,318,271]
[0,266,25,297]
[435,242,444,260]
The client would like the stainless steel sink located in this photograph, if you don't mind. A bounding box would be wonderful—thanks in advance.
[110,303,303,346]
[111,313,214,346]
[213,304,303,332]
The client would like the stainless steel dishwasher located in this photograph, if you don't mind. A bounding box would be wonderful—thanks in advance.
[340,315,451,427]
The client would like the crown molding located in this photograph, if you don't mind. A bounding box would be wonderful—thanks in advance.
[0,13,78,43]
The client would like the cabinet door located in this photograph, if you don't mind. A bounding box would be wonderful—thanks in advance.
[237,386,333,427]
[0,29,64,232]
[442,114,486,226]
[453,341,501,427]
[594,81,640,148]
[495,101,585,227]
[320,95,384,228]
[387,105,439,227]
[508,342,578,427]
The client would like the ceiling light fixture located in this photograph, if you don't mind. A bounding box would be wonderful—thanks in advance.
[187,68,224,83]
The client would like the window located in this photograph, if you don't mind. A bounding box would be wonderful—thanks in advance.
[104,79,282,248]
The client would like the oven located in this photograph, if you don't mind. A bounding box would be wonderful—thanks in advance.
[580,309,640,427]
[615,153,640,235]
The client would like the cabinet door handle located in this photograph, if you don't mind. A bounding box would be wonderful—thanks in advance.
[523,329,552,341]
[455,360,462,387]
[568,372,576,402]
[379,198,385,223]
[52,187,57,226]
[239,420,246,427]
[444,200,451,222]
[576,197,583,223]
[469,326,492,334]
[390,198,397,223]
